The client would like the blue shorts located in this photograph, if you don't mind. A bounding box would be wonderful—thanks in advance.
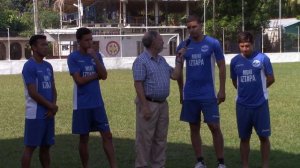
[24,118,55,147]
[236,101,271,139]
[72,106,110,134]
[180,99,220,124]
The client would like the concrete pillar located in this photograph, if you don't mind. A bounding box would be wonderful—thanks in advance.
[123,2,127,25]
[155,1,159,25]
[5,42,9,60]
[186,1,190,17]
[21,42,26,59]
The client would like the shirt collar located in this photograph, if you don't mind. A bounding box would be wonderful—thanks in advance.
[145,50,162,62]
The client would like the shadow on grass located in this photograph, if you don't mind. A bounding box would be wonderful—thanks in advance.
[0,135,299,168]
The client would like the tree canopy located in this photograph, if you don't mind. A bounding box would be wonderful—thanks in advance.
[0,0,299,37]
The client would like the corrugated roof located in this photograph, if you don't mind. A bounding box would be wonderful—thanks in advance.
[269,18,300,28]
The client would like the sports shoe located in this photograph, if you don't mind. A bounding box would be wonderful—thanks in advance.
[194,162,207,168]
[217,164,226,168]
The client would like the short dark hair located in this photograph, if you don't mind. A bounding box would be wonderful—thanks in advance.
[238,31,254,44]
[187,15,202,24]
[142,31,159,48]
[29,35,46,46]
[76,27,92,40]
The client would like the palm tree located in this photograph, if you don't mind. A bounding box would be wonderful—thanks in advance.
[53,0,65,29]
[283,0,300,17]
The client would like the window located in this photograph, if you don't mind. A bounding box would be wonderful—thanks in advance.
[62,45,69,51]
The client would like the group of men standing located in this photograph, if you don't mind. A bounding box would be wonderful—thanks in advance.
[21,15,274,168]
[133,15,274,168]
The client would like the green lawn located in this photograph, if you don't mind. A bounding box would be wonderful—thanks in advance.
[0,63,299,168]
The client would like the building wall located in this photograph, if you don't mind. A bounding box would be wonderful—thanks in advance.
[1,53,299,75]
[0,38,30,60]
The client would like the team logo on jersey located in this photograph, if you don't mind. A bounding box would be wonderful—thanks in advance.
[201,45,209,52]
[252,60,261,67]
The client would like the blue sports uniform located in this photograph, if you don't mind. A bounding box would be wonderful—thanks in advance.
[178,36,225,123]
[67,51,110,134]
[230,51,274,139]
[22,58,55,146]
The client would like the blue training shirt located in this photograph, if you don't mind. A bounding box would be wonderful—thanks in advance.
[230,51,274,107]
[177,35,225,100]
[22,58,54,119]
[67,51,104,110]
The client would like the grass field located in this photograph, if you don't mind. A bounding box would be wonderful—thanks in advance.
[0,62,299,168]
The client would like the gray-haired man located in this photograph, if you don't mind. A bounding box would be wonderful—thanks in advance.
[132,31,182,168]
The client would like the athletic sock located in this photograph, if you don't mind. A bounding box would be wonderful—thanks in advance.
[217,158,224,165]
[197,157,204,164]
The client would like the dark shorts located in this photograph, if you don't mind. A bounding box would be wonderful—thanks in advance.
[72,106,110,134]
[24,118,55,147]
[236,101,271,139]
[180,99,220,124]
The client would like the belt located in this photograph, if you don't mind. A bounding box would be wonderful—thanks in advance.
[145,97,166,103]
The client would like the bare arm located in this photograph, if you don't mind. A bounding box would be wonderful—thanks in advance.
[134,81,151,121]
[171,47,186,80]
[173,48,185,103]
[177,71,184,104]
[266,74,275,88]
[27,84,58,116]
[171,58,184,80]
[52,80,57,104]
[232,79,237,89]
[88,49,107,80]
[217,59,226,104]
[71,72,99,86]
[46,80,58,118]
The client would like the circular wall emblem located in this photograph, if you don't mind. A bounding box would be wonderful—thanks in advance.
[106,41,120,56]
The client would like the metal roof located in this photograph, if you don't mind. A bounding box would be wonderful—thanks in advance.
[269,18,300,28]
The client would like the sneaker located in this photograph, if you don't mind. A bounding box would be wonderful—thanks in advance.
[195,162,207,168]
[217,164,226,168]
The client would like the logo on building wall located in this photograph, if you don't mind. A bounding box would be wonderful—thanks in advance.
[106,41,120,56]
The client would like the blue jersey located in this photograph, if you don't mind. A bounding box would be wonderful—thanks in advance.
[177,36,225,100]
[230,51,274,107]
[22,58,54,119]
[67,51,104,110]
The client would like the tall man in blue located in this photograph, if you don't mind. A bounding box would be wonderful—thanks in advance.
[177,15,226,168]
[67,27,117,168]
[132,31,182,168]
[21,35,58,168]
[230,32,275,168]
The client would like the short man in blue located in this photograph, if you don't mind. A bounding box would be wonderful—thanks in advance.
[230,32,275,168]
[177,15,226,168]
[21,35,58,168]
[67,27,117,168]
